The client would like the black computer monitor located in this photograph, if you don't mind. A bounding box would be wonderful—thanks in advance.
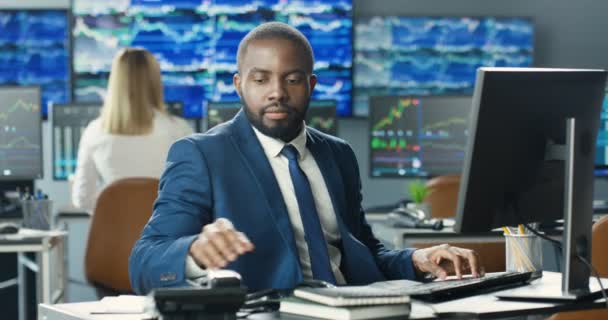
[308,100,338,136]
[205,101,241,131]
[165,101,184,118]
[165,101,200,132]
[0,86,42,180]
[369,95,472,178]
[594,89,608,177]
[51,103,101,180]
[455,67,607,300]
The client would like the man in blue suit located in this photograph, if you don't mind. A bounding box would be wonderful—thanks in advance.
[129,22,482,294]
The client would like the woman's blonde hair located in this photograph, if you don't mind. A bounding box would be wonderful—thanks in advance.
[100,48,165,135]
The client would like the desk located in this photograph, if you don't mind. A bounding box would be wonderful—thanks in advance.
[38,272,608,320]
[366,214,564,273]
[0,228,67,320]
[366,214,503,249]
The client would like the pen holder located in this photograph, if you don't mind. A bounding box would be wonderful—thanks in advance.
[504,233,542,277]
[21,199,52,230]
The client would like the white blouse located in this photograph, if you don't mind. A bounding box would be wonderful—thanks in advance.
[71,111,194,211]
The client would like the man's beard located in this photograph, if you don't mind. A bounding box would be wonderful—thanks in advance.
[242,98,308,142]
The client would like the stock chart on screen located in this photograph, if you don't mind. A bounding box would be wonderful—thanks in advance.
[72,0,353,118]
[369,95,472,178]
[0,10,70,117]
[354,16,534,117]
[0,87,42,179]
[206,100,338,135]
[596,90,608,177]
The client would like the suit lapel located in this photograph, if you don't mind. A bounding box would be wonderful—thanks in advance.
[306,131,349,233]
[229,111,299,261]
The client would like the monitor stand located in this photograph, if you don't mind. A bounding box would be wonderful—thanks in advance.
[497,118,603,301]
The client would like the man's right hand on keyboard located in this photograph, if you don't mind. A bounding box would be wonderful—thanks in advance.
[412,244,485,280]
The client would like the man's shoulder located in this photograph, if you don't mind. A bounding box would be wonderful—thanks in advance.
[176,121,234,149]
[307,126,351,152]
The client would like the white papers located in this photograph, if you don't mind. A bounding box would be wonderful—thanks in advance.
[96,295,149,314]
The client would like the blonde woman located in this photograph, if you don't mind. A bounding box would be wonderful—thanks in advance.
[72,48,193,210]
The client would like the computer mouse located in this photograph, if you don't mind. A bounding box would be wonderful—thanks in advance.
[0,222,20,234]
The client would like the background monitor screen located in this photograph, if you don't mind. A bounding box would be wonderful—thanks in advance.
[51,103,101,180]
[0,10,71,117]
[595,89,608,176]
[72,0,353,118]
[308,99,338,136]
[206,100,338,136]
[369,95,472,178]
[0,86,42,180]
[354,16,534,117]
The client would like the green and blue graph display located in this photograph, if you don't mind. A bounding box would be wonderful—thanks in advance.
[354,16,534,116]
[73,0,353,118]
[595,90,608,176]
[369,95,471,178]
[0,10,70,117]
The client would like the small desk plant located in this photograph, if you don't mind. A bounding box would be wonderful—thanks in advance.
[407,180,431,219]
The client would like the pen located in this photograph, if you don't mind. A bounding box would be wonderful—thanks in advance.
[518,224,526,235]
[502,226,511,235]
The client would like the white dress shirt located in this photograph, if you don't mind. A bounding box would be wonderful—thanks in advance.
[186,124,346,284]
[71,111,193,211]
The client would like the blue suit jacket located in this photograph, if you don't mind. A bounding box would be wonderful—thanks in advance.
[129,110,416,294]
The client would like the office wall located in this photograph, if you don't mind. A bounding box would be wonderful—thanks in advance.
[6,0,608,207]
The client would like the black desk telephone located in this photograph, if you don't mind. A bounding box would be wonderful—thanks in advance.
[153,270,246,320]
[388,207,444,230]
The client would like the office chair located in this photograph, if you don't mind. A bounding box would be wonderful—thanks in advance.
[84,177,159,297]
[546,215,608,320]
[423,175,460,218]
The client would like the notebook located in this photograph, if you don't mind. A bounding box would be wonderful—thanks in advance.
[280,297,410,320]
[293,286,410,307]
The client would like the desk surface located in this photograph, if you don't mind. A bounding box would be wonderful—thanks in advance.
[39,272,608,320]
[0,228,67,246]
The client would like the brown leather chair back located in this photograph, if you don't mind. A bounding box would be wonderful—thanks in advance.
[424,175,460,218]
[592,215,608,277]
[85,177,159,294]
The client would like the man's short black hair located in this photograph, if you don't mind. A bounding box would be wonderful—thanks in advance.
[237,21,315,73]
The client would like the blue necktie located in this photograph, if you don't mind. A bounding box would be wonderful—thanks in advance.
[281,145,336,284]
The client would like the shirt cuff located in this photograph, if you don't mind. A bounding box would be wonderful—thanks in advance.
[185,254,207,279]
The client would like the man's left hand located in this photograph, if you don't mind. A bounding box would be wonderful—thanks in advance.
[412,244,484,280]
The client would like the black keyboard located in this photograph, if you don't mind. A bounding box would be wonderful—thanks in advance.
[372,271,534,302]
